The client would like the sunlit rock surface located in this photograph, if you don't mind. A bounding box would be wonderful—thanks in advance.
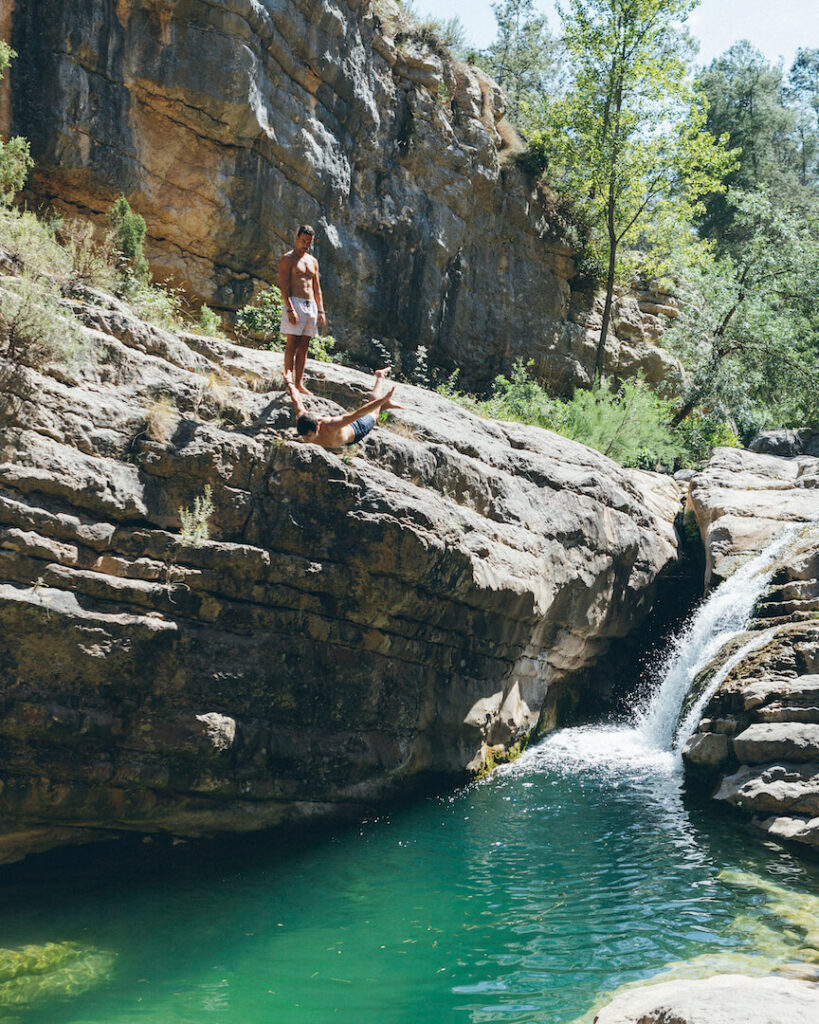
[686,446,819,587]
[7,0,679,392]
[681,446,819,851]
[593,974,819,1024]
[0,286,682,863]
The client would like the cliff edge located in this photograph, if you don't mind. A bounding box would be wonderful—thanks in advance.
[0,280,681,864]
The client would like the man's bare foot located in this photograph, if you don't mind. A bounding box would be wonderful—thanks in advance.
[297,384,312,395]
[381,385,403,411]
[374,367,391,381]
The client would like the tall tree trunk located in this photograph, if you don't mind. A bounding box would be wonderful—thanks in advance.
[594,187,619,381]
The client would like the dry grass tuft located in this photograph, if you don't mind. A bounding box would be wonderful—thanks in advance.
[144,395,179,443]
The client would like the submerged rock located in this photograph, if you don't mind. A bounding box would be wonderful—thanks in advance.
[0,287,681,863]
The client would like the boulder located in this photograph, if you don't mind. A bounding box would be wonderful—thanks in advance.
[593,974,819,1024]
[732,723,819,764]
[715,763,819,818]
[749,429,819,458]
[685,447,819,586]
[0,286,682,863]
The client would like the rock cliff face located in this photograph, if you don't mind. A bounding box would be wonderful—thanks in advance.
[0,279,682,864]
[680,448,819,851]
[7,0,679,392]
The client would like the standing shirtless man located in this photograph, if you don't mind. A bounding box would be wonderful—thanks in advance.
[278,224,326,394]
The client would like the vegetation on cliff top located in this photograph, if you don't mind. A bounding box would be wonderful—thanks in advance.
[469,0,819,441]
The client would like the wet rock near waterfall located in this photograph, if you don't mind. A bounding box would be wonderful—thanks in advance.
[6,0,681,394]
[593,973,819,1024]
[685,446,819,587]
[0,285,682,865]
[679,447,819,852]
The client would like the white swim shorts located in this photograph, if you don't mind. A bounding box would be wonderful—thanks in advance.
[280,297,319,337]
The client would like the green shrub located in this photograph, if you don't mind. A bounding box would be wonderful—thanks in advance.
[0,275,90,370]
[236,285,284,347]
[439,361,682,469]
[107,195,149,284]
[309,333,337,362]
[57,218,119,292]
[0,206,121,294]
[127,279,185,333]
[0,135,33,206]
[675,411,741,466]
[0,45,33,206]
[561,377,682,469]
[196,304,224,336]
[479,359,567,431]
[178,484,214,547]
[0,206,70,278]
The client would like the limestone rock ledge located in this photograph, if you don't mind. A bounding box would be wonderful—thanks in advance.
[8,0,679,392]
[0,287,682,864]
[593,974,819,1024]
[681,447,819,851]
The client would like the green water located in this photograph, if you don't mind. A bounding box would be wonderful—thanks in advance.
[2,726,819,1024]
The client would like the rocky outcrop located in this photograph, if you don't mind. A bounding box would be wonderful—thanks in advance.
[7,0,679,392]
[0,280,682,864]
[686,446,819,586]
[593,974,819,1024]
[680,447,819,851]
[750,429,819,458]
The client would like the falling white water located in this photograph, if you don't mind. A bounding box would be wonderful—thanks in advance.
[636,527,797,751]
[506,527,800,781]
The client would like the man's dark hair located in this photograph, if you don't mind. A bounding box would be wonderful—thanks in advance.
[297,224,315,238]
[297,414,318,436]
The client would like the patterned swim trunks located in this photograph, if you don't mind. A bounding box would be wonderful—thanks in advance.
[280,297,319,337]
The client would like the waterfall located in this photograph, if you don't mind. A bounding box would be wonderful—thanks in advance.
[636,527,796,752]
[506,527,798,779]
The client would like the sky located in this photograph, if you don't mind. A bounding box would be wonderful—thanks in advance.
[410,0,819,70]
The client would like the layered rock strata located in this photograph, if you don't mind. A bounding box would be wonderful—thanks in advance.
[680,447,819,850]
[8,0,678,392]
[0,281,682,864]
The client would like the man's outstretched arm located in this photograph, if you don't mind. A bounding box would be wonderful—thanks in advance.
[330,386,397,428]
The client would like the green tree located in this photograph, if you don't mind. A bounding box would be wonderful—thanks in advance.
[528,0,735,380]
[787,48,819,188]
[473,0,562,128]
[665,188,819,435]
[696,42,806,242]
[0,43,33,205]
[106,195,149,284]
